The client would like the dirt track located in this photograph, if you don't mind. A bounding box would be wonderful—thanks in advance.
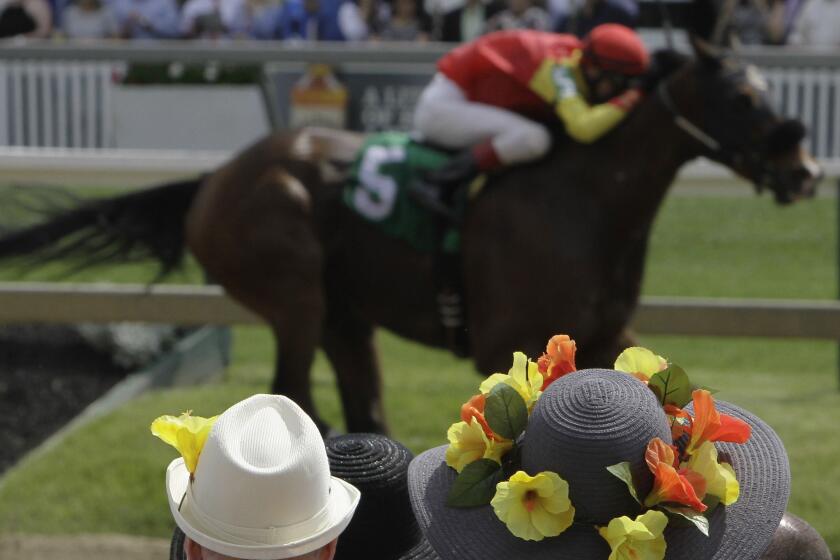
[0,534,170,560]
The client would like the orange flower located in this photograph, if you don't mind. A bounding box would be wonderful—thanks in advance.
[537,334,577,390]
[686,390,751,456]
[460,394,496,440]
[664,404,692,441]
[643,438,707,512]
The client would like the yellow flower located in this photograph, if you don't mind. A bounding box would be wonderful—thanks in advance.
[445,418,513,473]
[151,411,218,475]
[614,347,668,382]
[598,510,668,560]
[684,441,740,505]
[480,352,544,410]
[491,471,575,541]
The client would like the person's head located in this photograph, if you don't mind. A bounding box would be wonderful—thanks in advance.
[506,0,532,16]
[74,0,102,12]
[393,0,418,20]
[580,23,649,103]
[162,395,360,560]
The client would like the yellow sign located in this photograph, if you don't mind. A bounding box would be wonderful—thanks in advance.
[290,64,348,129]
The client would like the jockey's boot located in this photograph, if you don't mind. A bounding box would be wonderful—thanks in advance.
[408,149,480,223]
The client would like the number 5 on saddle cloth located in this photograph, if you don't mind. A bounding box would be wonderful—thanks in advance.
[344,132,472,356]
[344,131,466,254]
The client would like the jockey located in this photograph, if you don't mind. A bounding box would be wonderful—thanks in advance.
[412,24,650,214]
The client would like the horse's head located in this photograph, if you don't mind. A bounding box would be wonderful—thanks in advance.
[660,38,822,204]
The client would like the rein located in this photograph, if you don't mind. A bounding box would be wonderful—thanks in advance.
[655,79,778,191]
[656,81,721,152]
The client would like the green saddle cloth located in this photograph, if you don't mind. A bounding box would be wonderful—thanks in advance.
[343,132,459,254]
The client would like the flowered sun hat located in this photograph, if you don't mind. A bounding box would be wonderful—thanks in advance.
[407,337,791,560]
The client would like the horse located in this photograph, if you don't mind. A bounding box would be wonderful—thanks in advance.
[0,38,821,435]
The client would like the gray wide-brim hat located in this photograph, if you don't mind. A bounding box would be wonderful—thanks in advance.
[408,369,791,560]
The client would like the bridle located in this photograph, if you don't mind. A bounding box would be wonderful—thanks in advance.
[655,77,790,194]
[656,81,721,152]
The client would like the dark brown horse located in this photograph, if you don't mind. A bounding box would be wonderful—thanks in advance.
[0,39,821,434]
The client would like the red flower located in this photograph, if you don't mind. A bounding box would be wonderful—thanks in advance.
[686,390,751,456]
[643,438,707,512]
[460,394,497,440]
[537,334,577,390]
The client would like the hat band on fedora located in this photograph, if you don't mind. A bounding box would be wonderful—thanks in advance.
[185,483,334,546]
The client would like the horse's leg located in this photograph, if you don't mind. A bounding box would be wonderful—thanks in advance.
[188,165,330,430]
[266,320,325,433]
[321,310,387,434]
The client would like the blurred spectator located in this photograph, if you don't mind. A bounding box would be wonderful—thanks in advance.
[379,0,429,39]
[337,0,391,40]
[180,0,249,37]
[484,0,550,31]
[244,0,282,37]
[552,0,636,36]
[110,0,180,38]
[61,0,118,38]
[439,0,503,41]
[0,0,51,37]
[788,0,840,46]
[274,0,347,39]
[708,0,805,45]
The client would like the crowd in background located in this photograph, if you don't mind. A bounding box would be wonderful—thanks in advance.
[0,0,837,45]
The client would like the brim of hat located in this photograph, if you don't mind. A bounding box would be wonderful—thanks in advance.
[167,458,360,559]
[408,400,789,560]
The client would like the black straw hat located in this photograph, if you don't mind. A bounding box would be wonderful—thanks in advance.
[408,369,790,560]
[172,433,439,560]
[327,433,439,560]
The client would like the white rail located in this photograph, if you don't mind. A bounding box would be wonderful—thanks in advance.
[0,282,838,341]
[0,61,119,149]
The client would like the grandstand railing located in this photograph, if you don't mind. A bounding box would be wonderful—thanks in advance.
[0,60,119,149]
[0,41,838,161]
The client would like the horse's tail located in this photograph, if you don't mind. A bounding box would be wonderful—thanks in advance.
[0,177,204,278]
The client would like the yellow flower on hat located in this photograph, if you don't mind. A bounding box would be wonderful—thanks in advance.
[614,347,667,382]
[491,471,575,541]
[151,411,218,475]
[684,441,740,505]
[445,418,513,473]
[480,352,544,410]
[599,510,668,560]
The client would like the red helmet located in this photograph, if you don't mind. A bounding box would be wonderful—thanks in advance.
[582,24,649,76]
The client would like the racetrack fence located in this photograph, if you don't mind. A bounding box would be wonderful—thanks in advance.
[0,41,838,163]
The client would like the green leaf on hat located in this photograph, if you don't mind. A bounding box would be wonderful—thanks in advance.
[606,462,641,504]
[661,505,710,536]
[485,383,528,441]
[447,459,504,508]
[648,365,693,408]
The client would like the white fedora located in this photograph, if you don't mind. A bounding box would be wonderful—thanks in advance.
[166,394,360,560]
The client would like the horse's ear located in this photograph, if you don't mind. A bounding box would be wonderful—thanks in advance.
[689,34,723,68]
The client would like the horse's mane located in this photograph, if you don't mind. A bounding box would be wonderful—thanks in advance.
[643,49,692,90]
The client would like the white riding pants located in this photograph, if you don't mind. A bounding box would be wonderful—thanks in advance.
[413,73,552,165]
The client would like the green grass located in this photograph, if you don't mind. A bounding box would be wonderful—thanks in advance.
[0,192,838,554]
